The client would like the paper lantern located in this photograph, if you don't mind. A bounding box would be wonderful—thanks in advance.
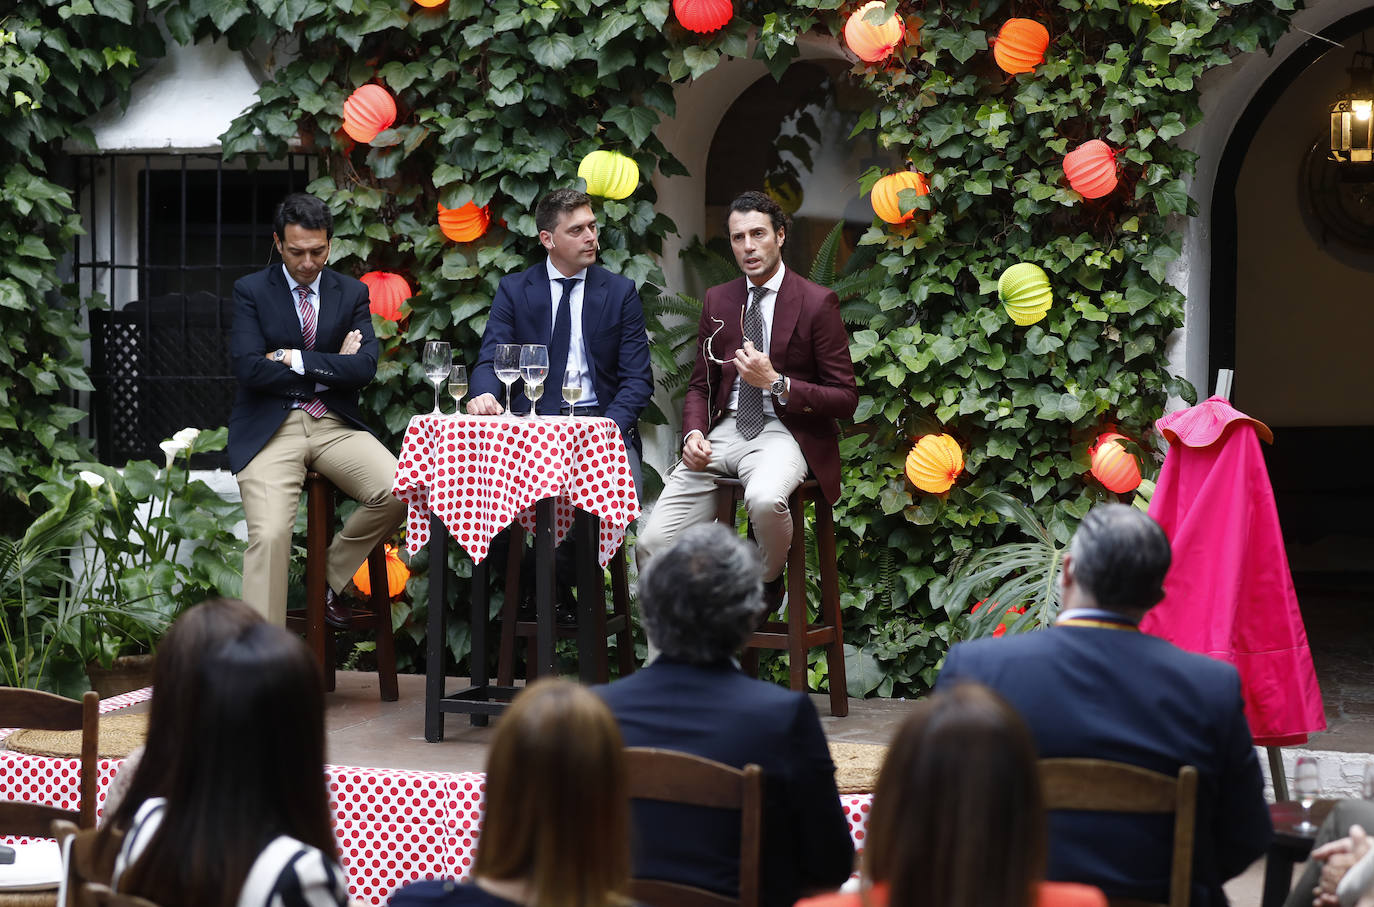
[764,173,804,215]
[997,262,1053,326]
[870,171,929,225]
[413,0,445,6]
[438,202,491,243]
[1063,139,1119,199]
[578,150,639,200]
[359,271,412,322]
[905,433,964,493]
[993,19,1049,74]
[1090,432,1142,494]
[342,84,396,145]
[352,544,411,599]
[845,1,905,63]
[674,0,732,32]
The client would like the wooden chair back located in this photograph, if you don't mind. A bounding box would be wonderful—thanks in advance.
[623,747,763,907]
[51,820,123,907]
[1038,758,1199,907]
[74,885,158,907]
[0,690,99,834]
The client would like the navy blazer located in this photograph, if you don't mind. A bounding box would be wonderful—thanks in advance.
[595,660,854,907]
[937,625,1273,907]
[227,266,380,473]
[470,262,653,451]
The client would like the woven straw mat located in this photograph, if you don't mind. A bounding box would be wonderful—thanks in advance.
[829,741,886,794]
[5,714,147,759]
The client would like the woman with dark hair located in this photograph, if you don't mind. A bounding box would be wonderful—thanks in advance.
[799,683,1106,907]
[110,620,348,907]
[390,678,632,907]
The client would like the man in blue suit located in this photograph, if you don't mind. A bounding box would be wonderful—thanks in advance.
[937,504,1272,907]
[595,523,854,907]
[229,193,404,627]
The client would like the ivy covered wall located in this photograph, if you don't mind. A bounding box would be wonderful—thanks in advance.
[1,0,1295,693]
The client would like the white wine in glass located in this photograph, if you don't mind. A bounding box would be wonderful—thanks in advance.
[1294,756,1321,834]
[520,344,549,418]
[448,363,468,413]
[562,367,584,417]
[525,379,545,415]
[494,344,521,416]
[423,341,451,416]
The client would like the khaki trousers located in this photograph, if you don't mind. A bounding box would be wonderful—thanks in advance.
[637,414,808,582]
[236,411,405,626]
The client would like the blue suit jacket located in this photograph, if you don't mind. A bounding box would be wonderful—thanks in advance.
[227,266,380,473]
[937,625,1273,907]
[470,262,652,451]
[594,660,854,907]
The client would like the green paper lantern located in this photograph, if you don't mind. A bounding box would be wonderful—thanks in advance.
[998,262,1053,326]
[578,150,639,200]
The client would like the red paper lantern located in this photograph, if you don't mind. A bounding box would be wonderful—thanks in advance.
[1090,432,1142,494]
[674,0,732,32]
[845,0,905,63]
[352,544,411,599]
[342,84,397,144]
[359,271,412,322]
[993,19,1049,74]
[1063,139,1118,199]
[438,202,491,243]
[870,171,929,225]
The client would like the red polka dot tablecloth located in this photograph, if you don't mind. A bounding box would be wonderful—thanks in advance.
[1,685,873,905]
[392,414,639,567]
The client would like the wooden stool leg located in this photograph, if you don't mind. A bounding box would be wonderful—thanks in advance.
[785,492,808,693]
[612,545,634,678]
[305,475,332,686]
[814,494,847,717]
[497,530,525,688]
[714,485,738,525]
[368,544,399,702]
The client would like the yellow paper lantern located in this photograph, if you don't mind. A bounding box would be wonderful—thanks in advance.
[906,433,964,493]
[578,150,639,200]
[764,173,804,215]
[997,262,1053,327]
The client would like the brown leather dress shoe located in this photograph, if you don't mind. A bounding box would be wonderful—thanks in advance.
[324,586,353,630]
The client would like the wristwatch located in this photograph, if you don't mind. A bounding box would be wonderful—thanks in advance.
[272,349,287,363]
[769,375,786,396]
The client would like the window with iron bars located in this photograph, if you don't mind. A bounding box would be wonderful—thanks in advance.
[72,152,315,469]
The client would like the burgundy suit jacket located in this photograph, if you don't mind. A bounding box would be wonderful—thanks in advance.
[682,269,857,503]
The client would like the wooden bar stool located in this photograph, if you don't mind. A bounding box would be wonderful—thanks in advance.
[495,523,635,687]
[713,477,847,717]
[285,471,399,701]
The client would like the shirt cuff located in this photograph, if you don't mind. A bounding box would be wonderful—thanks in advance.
[289,350,305,376]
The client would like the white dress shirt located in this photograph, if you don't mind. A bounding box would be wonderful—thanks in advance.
[283,266,325,393]
[726,261,786,417]
[545,258,597,406]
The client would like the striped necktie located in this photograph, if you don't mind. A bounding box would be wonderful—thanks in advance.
[735,285,767,440]
[295,285,328,418]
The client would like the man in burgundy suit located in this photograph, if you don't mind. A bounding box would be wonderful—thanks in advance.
[637,190,857,605]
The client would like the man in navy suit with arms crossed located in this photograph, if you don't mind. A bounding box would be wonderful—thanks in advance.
[938,504,1272,907]
[229,193,404,628]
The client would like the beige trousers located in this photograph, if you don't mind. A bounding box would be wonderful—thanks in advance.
[637,414,808,582]
[236,411,405,626]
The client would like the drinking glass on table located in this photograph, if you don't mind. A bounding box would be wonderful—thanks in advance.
[1294,755,1322,833]
[1362,761,1374,799]
[423,341,451,416]
[448,363,468,414]
[494,344,522,416]
[562,366,584,417]
[520,344,549,418]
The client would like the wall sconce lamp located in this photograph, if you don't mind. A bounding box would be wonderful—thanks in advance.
[1330,50,1374,164]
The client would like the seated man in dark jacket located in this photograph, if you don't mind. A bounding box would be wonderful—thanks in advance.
[595,523,854,907]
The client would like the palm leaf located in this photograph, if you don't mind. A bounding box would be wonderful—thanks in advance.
[810,221,845,289]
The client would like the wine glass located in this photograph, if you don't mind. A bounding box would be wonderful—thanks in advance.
[562,366,585,418]
[520,344,549,418]
[1294,756,1321,834]
[494,344,521,416]
[447,363,467,414]
[422,341,451,416]
[1362,761,1374,800]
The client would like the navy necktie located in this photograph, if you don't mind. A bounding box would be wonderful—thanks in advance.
[547,277,578,415]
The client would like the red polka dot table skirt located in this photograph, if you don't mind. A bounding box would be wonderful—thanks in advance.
[0,688,873,904]
[393,414,640,567]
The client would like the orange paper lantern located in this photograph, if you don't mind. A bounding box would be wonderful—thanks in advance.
[413,0,445,6]
[1063,140,1118,199]
[674,0,732,32]
[993,19,1049,74]
[845,1,905,63]
[438,201,491,243]
[342,84,397,145]
[905,433,964,493]
[870,171,929,225]
[359,271,412,322]
[1090,432,1142,494]
[352,544,411,599]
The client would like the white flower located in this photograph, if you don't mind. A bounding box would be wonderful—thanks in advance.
[159,439,190,467]
[78,470,105,489]
[171,427,201,447]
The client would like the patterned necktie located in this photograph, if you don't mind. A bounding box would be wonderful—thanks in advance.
[546,277,578,416]
[735,285,768,441]
[295,285,328,418]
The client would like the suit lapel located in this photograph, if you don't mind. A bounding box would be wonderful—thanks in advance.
[581,265,608,342]
[716,278,746,397]
[769,269,801,368]
[524,265,554,344]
